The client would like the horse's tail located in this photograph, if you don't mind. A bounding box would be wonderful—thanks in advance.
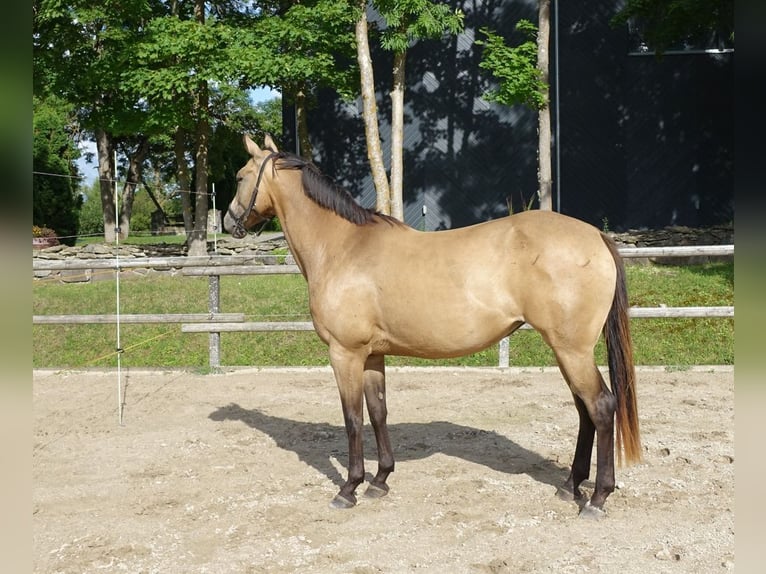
[601,234,642,466]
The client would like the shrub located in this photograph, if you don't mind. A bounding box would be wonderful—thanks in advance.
[32,225,60,246]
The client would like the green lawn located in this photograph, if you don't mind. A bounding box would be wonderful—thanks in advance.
[32,262,733,369]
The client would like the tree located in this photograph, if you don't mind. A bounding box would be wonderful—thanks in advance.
[535,0,552,211]
[124,1,265,254]
[243,1,358,159]
[32,94,83,245]
[34,0,166,243]
[34,1,363,250]
[35,1,265,251]
[356,1,463,220]
[355,3,391,214]
[208,94,283,219]
[478,17,551,210]
[190,0,212,256]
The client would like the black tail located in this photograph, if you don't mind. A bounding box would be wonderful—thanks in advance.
[601,234,642,465]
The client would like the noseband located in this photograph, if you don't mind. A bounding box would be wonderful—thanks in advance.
[227,151,279,237]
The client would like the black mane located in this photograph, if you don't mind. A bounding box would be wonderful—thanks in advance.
[273,153,401,226]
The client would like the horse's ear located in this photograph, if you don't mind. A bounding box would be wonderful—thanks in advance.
[243,134,261,157]
[264,133,279,152]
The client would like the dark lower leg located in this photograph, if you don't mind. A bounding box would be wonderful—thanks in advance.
[589,392,617,509]
[333,407,365,507]
[363,355,394,495]
[564,395,596,499]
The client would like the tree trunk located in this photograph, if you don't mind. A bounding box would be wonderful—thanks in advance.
[295,88,313,160]
[118,138,149,240]
[390,50,406,222]
[188,83,210,256]
[95,128,117,243]
[187,0,210,257]
[355,4,391,215]
[174,127,193,235]
[537,0,553,211]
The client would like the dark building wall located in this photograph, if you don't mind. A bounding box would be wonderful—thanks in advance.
[284,0,733,231]
[619,54,734,229]
[556,1,734,230]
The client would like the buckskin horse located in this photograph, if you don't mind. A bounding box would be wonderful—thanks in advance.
[224,134,641,519]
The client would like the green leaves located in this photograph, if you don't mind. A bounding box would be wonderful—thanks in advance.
[477,21,547,111]
[377,0,464,53]
[242,1,358,101]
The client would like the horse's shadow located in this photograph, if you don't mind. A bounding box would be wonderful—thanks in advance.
[208,403,570,493]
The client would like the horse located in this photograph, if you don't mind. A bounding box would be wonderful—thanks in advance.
[224,134,641,519]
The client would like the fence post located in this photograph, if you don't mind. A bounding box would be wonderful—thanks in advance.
[498,336,510,368]
[208,275,221,367]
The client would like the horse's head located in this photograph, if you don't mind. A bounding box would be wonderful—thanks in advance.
[223,134,279,238]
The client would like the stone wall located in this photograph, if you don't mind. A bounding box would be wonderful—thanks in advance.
[33,225,733,282]
[606,224,734,265]
[32,233,292,283]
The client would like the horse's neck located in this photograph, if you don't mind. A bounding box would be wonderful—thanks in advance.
[272,177,356,277]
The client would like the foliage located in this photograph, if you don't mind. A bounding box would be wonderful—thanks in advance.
[77,180,105,237]
[477,21,547,111]
[611,0,734,54]
[32,226,55,238]
[240,1,359,102]
[78,174,181,237]
[34,1,355,241]
[32,226,59,243]
[32,94,83,245]
[130,188,160,232]
[208,95,283,211]
[33,0,160,134]
[376,0,464,53]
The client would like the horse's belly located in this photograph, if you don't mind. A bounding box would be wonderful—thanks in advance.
[373,307,520,359]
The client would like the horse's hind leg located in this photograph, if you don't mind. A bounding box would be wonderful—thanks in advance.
[362,354,394,498]
[556,352,617,518]
[556,394,595,502]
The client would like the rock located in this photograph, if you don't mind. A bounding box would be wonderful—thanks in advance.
[60,268,91,283]
[82,243,112,254]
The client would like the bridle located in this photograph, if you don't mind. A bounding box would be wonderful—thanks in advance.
[227,151,279,237]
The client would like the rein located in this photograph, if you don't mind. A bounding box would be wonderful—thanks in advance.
[227,151,279,237]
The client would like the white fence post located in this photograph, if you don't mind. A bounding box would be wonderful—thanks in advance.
[498,337,510,368]
[208,274,221,368]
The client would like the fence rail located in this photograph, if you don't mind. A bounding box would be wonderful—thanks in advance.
[33,244,734,368]
[32,313,245,325]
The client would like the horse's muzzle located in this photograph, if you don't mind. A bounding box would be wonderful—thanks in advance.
[223,210,247,239]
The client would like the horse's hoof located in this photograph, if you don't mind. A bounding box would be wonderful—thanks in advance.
[364,483,389,499]
[556,485,575,501]
[329,494,356,509]
[578,501,607,520]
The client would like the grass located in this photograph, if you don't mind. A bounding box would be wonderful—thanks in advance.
[32,261,734,369]
[76,233,193,246]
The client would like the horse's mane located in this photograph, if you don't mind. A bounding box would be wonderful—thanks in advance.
[273,152,402,227]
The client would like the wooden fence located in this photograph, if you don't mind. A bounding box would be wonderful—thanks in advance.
[33,245,734,368]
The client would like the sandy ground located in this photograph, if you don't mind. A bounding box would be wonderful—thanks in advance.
[33,366,733,573]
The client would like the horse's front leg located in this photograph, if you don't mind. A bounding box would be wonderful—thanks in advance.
[363,354,394,498]
[329,346,367,509]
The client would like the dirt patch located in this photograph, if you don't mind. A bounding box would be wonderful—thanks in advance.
[33,367,733,573]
